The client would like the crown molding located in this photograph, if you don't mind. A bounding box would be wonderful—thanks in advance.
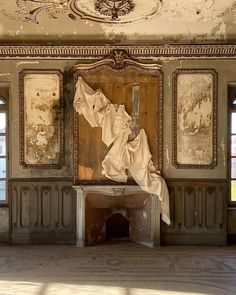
[0,43,236,59]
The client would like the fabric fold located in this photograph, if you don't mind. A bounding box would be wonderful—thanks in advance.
[74,76,170,225]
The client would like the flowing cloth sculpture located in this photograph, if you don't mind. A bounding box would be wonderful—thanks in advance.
[74,76,170,225]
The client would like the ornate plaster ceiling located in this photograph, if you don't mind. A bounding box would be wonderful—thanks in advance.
[70,0,161,23]
[0,0,235,42]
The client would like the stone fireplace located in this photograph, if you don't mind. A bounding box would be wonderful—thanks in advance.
[73,185,161,247]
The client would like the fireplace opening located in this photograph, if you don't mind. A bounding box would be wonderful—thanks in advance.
[106,213,130,239]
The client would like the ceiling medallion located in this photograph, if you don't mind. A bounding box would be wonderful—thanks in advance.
[69,0,162,24]
[95,0,135,21]
[3,0,160,24]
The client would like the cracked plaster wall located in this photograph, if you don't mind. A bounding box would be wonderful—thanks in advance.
[0,0,236,42]
[161,58,229,179]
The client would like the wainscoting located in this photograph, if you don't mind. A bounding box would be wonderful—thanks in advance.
[9,179,228,245]
[162,179,228,245]
[9,179,76,244]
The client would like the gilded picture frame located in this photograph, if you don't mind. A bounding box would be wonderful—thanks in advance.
[19,69,64,168]
[173,69,218,169]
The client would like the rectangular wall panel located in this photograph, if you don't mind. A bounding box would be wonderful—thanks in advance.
[10,179,227,245]
[162,180,227,245]
[10,179,76,244]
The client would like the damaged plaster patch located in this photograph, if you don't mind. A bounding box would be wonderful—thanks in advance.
[218,22,227,35]
[104,31,128,43]
[165,145,170,171]
[167,75,170,88]
[211,22,227,39]
[99,0,236,41]
[0,0,235,41]
[220,137,226,167]
[16,61,39,67]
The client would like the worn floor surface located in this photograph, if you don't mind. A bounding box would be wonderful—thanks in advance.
[0,242,236,295]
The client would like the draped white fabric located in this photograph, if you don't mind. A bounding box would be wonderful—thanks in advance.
[74,76,170,225]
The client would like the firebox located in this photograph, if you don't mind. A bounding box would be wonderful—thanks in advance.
[74,185,161,247]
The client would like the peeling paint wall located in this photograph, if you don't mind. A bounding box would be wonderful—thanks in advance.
[161,58,229,179]
[0,0,236,42]
[8,60,75,178]
[0,55,234,242]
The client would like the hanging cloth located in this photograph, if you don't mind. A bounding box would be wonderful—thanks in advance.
[74,76,170,225]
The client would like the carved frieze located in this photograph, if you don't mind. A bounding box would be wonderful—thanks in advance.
[0,44,236,59]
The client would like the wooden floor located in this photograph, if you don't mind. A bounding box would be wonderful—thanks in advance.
[0,242,236,295]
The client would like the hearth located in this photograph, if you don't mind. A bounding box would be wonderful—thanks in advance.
[73,185,161,247]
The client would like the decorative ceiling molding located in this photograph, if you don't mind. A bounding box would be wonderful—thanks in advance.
[0,44,236,59]
[74,49,161,71]
[7,0,161,24]
[14,0,69,23]
[95,0,135,21]
[69,0,161,23]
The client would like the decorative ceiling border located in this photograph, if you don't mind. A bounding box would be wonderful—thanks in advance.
[0,44,236,59]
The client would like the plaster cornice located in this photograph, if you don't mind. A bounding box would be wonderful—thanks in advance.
[0,43,236,59]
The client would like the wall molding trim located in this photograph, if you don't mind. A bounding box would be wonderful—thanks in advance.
[0,44,236,59]
[162,179,228,246]
[10,179,76,244]
[9,177,73,182]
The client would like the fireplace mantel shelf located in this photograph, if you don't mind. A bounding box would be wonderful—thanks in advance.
[73,185,146,197]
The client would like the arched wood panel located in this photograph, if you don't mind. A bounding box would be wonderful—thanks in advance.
[74,66,163,184]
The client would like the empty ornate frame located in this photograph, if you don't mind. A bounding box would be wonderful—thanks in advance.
[173,69,218,169]
[19,69,64,168]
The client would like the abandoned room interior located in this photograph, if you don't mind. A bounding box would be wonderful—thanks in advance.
[0,0,236,294]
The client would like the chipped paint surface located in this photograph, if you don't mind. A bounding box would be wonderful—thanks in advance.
[0,0,235,41]
[165,145,170,171]
[24,73,61,165]
[16,61,39,67]
[221,137,226,167]
[167,75,170,88]
[177,73,214,165]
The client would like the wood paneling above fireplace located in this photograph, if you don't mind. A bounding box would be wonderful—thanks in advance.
[74,64,163,184]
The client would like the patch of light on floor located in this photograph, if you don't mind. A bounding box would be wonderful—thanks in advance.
[0,281,220,295]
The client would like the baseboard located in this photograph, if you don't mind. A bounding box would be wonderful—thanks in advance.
[0,231,10,243]
[11,233,76,245]
[161,233,227,246]
[227,234,236,245]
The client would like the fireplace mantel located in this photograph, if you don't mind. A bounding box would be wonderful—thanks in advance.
[73,185,161,247]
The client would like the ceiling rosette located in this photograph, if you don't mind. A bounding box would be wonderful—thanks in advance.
[68,0,162,23]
